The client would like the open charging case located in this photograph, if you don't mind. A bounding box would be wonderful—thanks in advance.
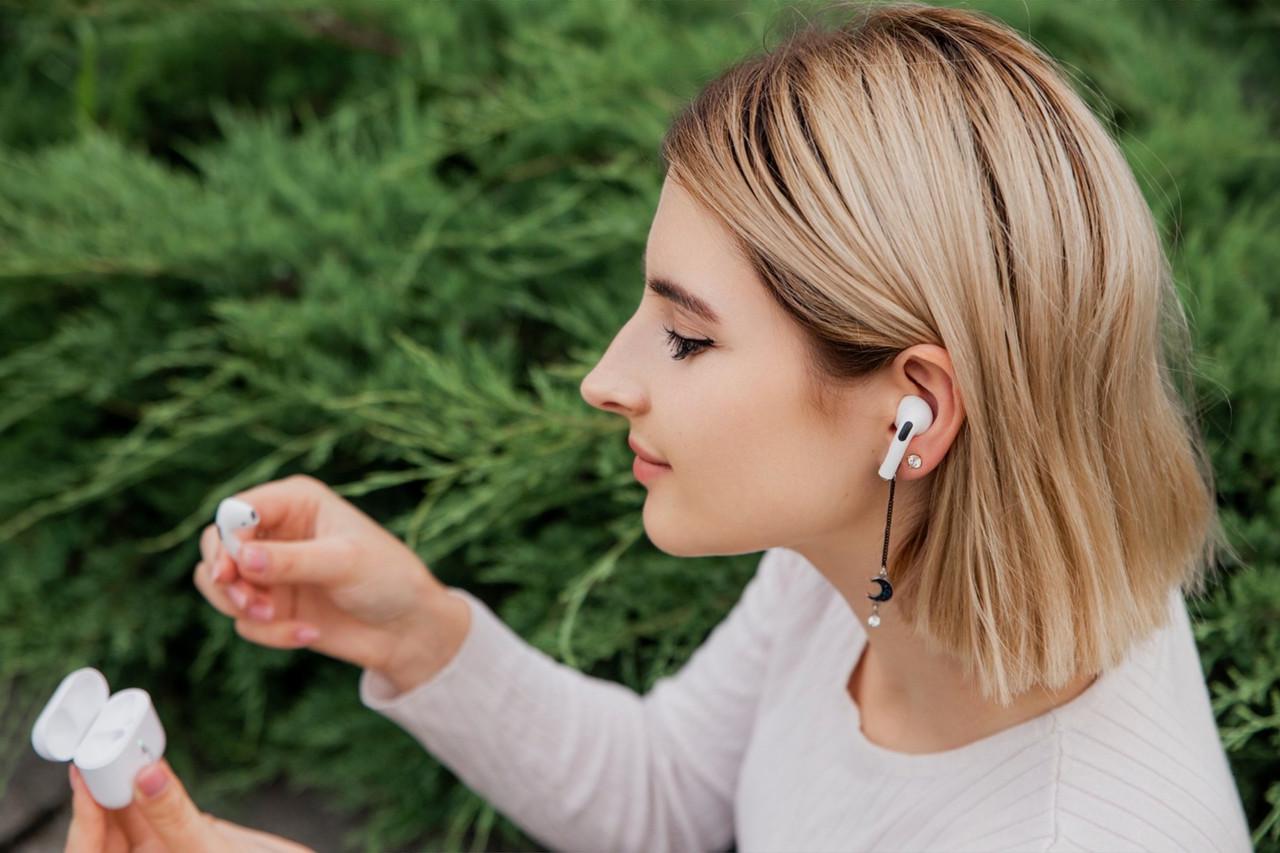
[31,666,166,809]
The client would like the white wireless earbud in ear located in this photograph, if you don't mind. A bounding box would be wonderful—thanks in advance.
[877,395,934,480]
[31,667,166,809]
[215,497,259,561]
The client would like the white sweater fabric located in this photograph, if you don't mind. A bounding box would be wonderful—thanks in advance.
[359,547,1253,853]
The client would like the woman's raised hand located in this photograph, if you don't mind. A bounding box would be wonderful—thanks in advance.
[193,474,456,677]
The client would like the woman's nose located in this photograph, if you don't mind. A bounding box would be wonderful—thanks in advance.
[580,336,650,417]
[580,362,645,416]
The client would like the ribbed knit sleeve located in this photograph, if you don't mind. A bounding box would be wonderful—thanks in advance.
[358,548,793,853]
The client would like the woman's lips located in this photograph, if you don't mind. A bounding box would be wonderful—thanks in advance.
[633,455,672,483]
[628,435,670,484]
[628,435,669,466]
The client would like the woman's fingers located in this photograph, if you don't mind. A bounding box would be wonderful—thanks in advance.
[195,484,326,647]
[198,522,281,619]
[128,759,222,853]
[226,475,325,541]
[226,578,274,620]
[233,616,321,650]
[196,558,321,647]
[107,823,129,853]
[114,801,167,853]
[201,473,332,586]
[201,524,240,585]
[227,536,358,589]
[200,524,231,584]
[66,765,130,853]
[208,816,319,852]
[193,561,244,620]
[66,764,107,852]
[194,560,285,625]
[200,525,219,581]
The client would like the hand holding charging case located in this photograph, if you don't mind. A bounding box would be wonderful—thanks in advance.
[31,667,166,809]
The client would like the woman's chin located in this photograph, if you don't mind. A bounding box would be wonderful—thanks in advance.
[641,500,697,557]
[640,503,729,558]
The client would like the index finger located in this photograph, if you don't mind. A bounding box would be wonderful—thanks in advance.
[66,765,106,853]
[227,475,324,541]
[232,535,357,589]
[67,766,128,853]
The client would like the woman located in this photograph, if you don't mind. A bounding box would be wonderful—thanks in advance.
[79,2,1254,850]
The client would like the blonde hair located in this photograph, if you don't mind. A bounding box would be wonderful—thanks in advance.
[659,0,1240,705]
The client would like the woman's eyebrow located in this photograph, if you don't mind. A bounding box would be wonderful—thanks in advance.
[645,275,722,324]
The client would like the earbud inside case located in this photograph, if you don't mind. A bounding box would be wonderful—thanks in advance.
[31,667,167,809]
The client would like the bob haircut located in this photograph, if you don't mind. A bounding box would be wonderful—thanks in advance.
[659,0,1239,705]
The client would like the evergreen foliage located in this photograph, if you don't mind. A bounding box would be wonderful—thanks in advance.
[1,1,1276,850]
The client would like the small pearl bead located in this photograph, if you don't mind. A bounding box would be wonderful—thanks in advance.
[868,613,881,627]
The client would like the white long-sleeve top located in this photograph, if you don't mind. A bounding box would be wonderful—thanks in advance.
[358,546,1253,852]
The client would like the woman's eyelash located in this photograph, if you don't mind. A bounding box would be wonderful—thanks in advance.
[663,326,714,360]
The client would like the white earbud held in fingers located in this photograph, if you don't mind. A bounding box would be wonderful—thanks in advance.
[31,667,167,809]
[216,497,259,561]
[877,395,934,480]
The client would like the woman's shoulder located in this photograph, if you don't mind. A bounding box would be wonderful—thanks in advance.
[1043,723,1253,852]
[926,588,1251,852]
[1042,589,1253,853]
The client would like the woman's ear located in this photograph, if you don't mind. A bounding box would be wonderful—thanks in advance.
[894,344,966,478]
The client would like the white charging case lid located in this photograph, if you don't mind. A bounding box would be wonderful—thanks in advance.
[75,688,158,770]
[31,667,110,762]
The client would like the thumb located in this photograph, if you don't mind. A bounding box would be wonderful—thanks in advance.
[133,759,218,852]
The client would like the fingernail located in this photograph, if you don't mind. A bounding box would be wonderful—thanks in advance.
[228,586,249,609]
[242,545,267,574]
[248,601,274,621]
[294,626,320,644]
[137,763,168,798]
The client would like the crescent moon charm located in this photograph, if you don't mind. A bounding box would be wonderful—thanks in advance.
[867,576,893,603]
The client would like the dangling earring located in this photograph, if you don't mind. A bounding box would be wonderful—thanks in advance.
[867,453,919,628]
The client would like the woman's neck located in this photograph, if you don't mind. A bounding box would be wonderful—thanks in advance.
[847,638,1099,754]
[794,534,1098,754]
